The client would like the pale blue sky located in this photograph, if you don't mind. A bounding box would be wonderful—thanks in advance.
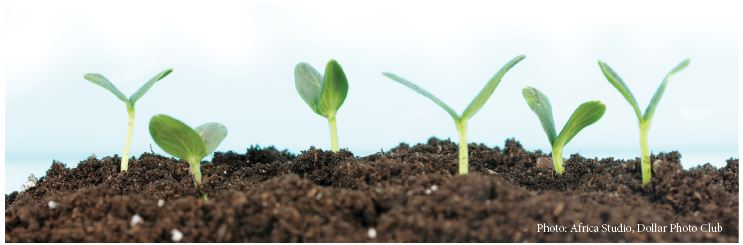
[4,1,739,191]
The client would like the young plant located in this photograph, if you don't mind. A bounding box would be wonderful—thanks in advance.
[522,87,606,175]
[84,69,173,171]
[383,55,525,175]
[148,114,227,198]
[598,59,690,185]
[294,59,349,152]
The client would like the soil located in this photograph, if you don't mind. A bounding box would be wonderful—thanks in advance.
[5,138,739,242]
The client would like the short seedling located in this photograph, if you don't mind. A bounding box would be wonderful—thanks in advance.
[84,69,173,171]
[598,59,690,185]
[383,55,525,175]
[148,114,227,199]
[294,59,349,152]
[522,87,606,175]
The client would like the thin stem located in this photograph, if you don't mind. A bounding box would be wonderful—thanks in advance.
[121,106,135,172]
[552,145,565,175]
[187,158,208,200]
[456,119,468,175]
[188,158,203,186]
[328,115,340,152]
[640,122,651,185]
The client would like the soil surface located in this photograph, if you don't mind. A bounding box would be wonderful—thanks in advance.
[5,138,739,242]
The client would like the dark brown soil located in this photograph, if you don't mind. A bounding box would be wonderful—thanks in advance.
[5,139,739,242]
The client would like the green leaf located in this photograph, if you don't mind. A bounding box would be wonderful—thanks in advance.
[130,68,173,104]
[84,73,128,103]
[317,60,349,117]
[383,72,459,120]
[462,55,525,120]
[149,114,207,162]
[598,60,642,120]
[522,86,557,145]
[555,101,606,146]
[643,59,689,122]
[294,62,323,114]
[194,122,228,156]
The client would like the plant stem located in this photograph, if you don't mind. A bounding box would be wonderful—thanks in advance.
[552,145,565,175]
[187,158,208,200]
[639,122,651,185]
[121,106,135,172]
[188,159,203,186]
[328,115,340,152]
[455,119,468,175]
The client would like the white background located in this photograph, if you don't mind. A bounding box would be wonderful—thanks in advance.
[2,0,741,192]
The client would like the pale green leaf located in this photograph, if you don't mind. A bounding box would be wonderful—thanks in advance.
[194,122,228,156]
[555,101,606,146]
[84,73,128,103]
[130,68,173,104]
[383,72,459,120]
[522,86,557,145]
[598,61,642,120]
[149,114,207,162]
[294,62,323,114]
[462,55,525,119]
[317,60,349,117]
[643,59,689,122]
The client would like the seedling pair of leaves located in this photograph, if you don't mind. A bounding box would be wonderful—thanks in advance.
[294,60,349,152]
[84,69,173,171]
[598,59,690,185]
[149,114,228,199]
[522,87,606,174]
[383,55,525,175]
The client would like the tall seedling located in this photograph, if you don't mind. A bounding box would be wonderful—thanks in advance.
[598,59,690,185]
[84,69,173,171]
[294,60,349,152]
[383,55,525,175]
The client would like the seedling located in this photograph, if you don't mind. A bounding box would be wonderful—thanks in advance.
[84,69,173,171]
[522,87,606,175]
[383,55,525,175]
[598,59,690,185]
[294,59,349,152]
[149,114,227,199]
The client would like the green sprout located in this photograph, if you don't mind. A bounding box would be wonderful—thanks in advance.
[522,87,606,175]
[383,55,525,175]
[598,59,690,185]
[84,69,173,171]
[294,59,349,153]
[148,114,227,199]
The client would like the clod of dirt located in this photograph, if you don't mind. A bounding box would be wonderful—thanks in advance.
[171,229,183,242]
[130,214,143,227]
[368,228,377,239]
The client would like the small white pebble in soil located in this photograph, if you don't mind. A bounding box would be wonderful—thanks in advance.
[223,170,227,174]
[315,192,323,200]
[157,199,165,208]
[22,174,38,191]
[130,214,144,227]
[430,184,438,191]
[424,189,432,195]
[367,228,377,239]
[171,229,183,242]
[48,201,58,209]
